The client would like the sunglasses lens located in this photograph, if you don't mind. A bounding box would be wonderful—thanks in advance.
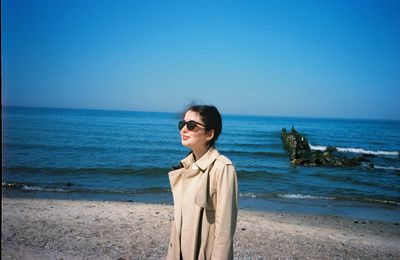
[187,121,196,130]
[178,120,204,130]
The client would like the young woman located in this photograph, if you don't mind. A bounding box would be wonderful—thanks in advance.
[167,105,238,260]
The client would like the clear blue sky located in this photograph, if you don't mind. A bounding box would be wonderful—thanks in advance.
[2,0,400,120]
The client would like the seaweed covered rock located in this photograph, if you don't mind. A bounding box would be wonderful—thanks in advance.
[281,127,368,167]
[281,127,310,159]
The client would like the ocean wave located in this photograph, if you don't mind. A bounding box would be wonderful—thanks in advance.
[361,197,400,206]
[278,194,334,200]
[22,185,66,192]
[336,147,399,156]
[2,142,106,153]
[239,192,334,200]
[3,181,73,192]
[239,192,258,198]
[236,170,284,181]
[221,150,287,158]
[227,143,271,148]
[240,192,400,206]
[309,144,327,151]
[309,144,399,156]
[2,182,25,189]
[3,166,170,176]
[2,181,170,195]
[372,165,400,172]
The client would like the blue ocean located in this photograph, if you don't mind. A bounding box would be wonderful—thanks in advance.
[3,107,400,222]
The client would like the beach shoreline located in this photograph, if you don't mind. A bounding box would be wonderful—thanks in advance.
[2,197,400,259]
[4,188,400,224]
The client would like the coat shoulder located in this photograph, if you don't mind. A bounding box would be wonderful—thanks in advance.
[216,155,233,166]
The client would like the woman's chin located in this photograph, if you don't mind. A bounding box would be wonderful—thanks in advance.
[181,140,191,148]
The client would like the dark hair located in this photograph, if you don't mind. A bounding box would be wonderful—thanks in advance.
[183,104,222,148]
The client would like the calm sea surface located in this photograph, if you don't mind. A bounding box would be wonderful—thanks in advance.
[3,107,400,221]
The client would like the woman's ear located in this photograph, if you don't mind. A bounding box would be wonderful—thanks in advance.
[206,129,215,142]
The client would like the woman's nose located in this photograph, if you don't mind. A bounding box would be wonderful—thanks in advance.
[181,125,188,132]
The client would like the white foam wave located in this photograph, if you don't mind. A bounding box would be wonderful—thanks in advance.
[336,147,399,156]
[279,194,333,200]
[373,165,400,171]
[309,144,327,151]
[22,185,65,192]
[239,192,257,198]
[309,143,399,156]
[22,185,43,191]
[364,198,400,206]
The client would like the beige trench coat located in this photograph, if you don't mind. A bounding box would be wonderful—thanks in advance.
[167,147,238,260]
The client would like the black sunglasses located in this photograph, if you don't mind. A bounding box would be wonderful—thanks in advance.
[178,120,206,131]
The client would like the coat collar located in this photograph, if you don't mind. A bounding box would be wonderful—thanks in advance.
[181,147,220,171]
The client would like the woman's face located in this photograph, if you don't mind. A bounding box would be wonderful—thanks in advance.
[180,110,213,151]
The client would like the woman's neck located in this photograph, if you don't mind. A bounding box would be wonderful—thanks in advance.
[192,146,211,162]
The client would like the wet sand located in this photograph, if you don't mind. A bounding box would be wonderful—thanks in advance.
[2,197,400,259]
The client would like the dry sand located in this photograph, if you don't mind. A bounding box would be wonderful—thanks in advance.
[2,197,400,259]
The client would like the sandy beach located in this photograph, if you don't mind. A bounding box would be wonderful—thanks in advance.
[2,197,400,259]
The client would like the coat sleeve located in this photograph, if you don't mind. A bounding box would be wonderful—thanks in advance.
[211,163,238,260]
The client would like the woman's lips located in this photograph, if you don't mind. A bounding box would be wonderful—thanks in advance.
[182,135,189,140]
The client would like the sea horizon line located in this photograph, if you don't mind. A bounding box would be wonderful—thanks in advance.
[2,105,399,122]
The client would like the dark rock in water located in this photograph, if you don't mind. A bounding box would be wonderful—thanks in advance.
[281,127,367,167]
[326,146,337,153]
[281,126,310,160]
